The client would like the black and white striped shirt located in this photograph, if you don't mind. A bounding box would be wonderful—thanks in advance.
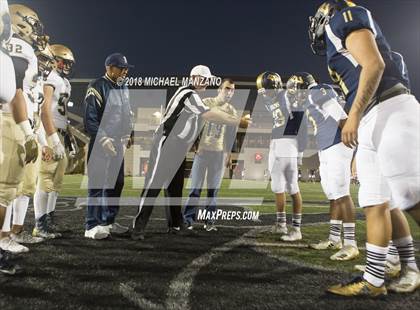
[160,85,209,143]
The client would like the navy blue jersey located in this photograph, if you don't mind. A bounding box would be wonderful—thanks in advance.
[264,91,308,152]
[84,74,133,143]
[305,84,346,150]
[325,5,410,112]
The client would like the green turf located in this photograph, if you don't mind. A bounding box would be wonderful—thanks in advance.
[61,174,359,204]
[257,216,420,274]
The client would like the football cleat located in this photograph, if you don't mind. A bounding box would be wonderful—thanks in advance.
[327,276,387,297]
[0,237,29,254]
[309,239,342,250]
[271,223,288,235]
[84,226,109,240]
[387,267,420,293]
[281,227,302,242]
[32,227,61,239]
[330,245,359,261]
[0,251,23,275]
[10,231,44,244]
[354,261,401,278]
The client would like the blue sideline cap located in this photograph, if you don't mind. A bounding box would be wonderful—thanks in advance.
[105,53,134,68]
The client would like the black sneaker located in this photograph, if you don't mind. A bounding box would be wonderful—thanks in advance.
[131,229,145,241]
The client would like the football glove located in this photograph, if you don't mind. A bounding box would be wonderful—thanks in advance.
[18,120,38,164]
[47,132,65,161]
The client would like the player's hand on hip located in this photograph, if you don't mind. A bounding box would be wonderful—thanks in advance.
[24,134,39,164]
[341,113,360,148]
[103,138,117,157]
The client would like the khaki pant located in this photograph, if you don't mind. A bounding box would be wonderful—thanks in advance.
[0,113,25,206]
[38,133,68,193]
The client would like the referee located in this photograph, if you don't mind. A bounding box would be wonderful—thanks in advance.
[131,65,251,240]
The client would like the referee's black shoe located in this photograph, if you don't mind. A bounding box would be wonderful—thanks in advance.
[131,228,145,241]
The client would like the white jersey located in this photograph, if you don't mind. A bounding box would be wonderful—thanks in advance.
[45,69,71,130]
[0,0,12,45]
[3,37,38,120]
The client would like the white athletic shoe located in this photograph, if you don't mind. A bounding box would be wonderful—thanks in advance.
[309,239,342,250]
[387,267,420,293]
[281,227,302,242]
[271,223,288,235]
[84,226,109,240]
[0,237,29,254]
[354,260,401,278]
[10,231,44,244]
[330,245,359,261]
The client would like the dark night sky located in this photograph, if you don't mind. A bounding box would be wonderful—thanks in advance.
[9,0,420,96]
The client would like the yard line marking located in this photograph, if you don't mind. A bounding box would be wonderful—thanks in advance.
[119,282,164,310]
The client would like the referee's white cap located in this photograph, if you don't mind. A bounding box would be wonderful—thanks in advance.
[190,65,215,78]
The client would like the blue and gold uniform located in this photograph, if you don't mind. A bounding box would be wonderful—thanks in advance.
[305,83,345,151]
[325,5,410,112]
[264,91,308,153]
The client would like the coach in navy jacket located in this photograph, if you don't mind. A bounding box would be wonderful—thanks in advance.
[83,53,134,239]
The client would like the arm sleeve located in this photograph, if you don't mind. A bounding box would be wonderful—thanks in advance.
[297,114,308,153]
[11,56,28,89]
[184,92,210,115]
[331,7,377,47]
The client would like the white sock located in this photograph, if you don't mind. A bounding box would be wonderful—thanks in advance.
[363,243,388,287]
[12,195,30,226]
[329,219,342,243]
[34,190,48,220]
[276,212,286,227]
[1,202,12,232]
[386,241,400,265]
[343,223,357,247]
[393,236,419,272]
[292,213,302,229]
[47,191,58,214]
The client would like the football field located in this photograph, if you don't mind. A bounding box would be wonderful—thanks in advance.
[0,175,419,309]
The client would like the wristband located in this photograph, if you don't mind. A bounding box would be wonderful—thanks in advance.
[18,120,34,137]
[47,132,60,147]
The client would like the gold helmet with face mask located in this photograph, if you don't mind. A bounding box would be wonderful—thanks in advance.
[49,44,75,78]
[35,43,54,79]
[9,4,48,50]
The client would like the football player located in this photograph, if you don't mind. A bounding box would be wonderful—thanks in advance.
[257,71,307,242]
[309,0,420,296]
[9,44,55,246]
[0,0,21,275]
[286,72,359,261]
[33,44,75,238]
[0,4,43,254]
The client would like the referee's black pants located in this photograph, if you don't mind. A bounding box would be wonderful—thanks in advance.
[133,133,190,232]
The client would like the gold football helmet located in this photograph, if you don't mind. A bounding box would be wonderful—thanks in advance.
[256,71,283,100]
[35,43,54,78]
[50,44,75,78]
[9,4,47,50]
